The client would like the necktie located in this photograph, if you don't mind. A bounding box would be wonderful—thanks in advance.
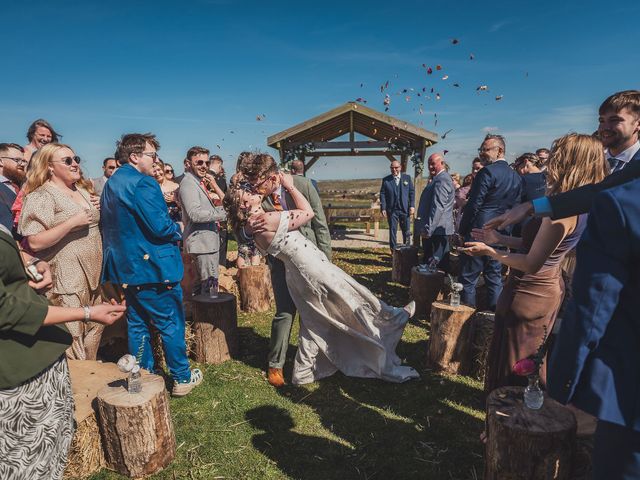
[609,157,625,173]
[272,193,283,211]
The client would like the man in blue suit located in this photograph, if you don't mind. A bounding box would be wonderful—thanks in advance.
[548,178,640,479]
[415,152,455,270]
[379,160,415,250]
[101,133,202,397]
[458,134,521,309]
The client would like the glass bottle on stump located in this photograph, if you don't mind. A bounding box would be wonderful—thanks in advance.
[524,374,544,410]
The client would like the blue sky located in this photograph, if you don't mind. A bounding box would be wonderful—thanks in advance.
[1,0,638,180]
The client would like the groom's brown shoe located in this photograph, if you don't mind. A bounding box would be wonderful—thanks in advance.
[268,368,285,387]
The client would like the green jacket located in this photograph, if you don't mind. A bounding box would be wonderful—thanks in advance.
[0,231,71,389]
[262,175,332,260]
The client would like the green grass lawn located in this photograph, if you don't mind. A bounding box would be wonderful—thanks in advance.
[89,247,485,480]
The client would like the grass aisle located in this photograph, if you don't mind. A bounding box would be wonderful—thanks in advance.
[90,247,485,480]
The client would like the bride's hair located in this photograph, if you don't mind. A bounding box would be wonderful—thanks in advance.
[223,172,253,236]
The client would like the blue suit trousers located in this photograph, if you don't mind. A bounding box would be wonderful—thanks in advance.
[459,250,502,310]
[593,420,640,480]
[388,210,410,249]
[123,284,191,382]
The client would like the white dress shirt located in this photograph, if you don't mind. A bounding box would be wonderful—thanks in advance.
[605,141,640,172]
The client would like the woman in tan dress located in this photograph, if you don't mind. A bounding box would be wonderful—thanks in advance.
[460,134,608,392]
[18,143,104,360]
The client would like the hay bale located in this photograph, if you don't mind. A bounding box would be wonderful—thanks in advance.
[64,360,129,479]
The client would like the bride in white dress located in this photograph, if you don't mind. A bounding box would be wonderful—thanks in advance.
[226,172,419,385]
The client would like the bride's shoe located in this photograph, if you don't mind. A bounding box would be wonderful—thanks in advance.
[403,301,416,319]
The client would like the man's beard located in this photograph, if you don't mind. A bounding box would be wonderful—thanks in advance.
[4,164,26,186]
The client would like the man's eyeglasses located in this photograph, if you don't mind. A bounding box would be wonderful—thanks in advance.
[249,175,274,193]
[0,156,27,165]
[52,156,81,166]
[478,146,499,154]
[140,151,158,160]
[193,160,211,167]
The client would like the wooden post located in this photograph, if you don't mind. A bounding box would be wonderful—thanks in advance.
[97,374,176,478]
[192,292,238,364]
[461,311,495,379]
[409,267,445,318]
[427,301,475,373]
[485,387,577,479]
[237,264,274,312]
[392,246,419,285]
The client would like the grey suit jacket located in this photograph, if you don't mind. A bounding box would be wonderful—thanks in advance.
[262,175,332,260]
[92,176,107,196]
[415,170,455,237]
[179,172,227,254]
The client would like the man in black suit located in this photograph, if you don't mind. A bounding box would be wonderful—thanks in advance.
[486,90,640,230]
[458,134,521,309]
[379,160,415,250]
[0,143,26,233]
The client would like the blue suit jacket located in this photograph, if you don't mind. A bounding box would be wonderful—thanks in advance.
[379,173,415,214]
[100,164,183,286]
[458,160,522,237]
[415,171,455,237]
[548,178,640,431]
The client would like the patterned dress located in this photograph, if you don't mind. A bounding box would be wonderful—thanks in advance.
[19,182,104,360]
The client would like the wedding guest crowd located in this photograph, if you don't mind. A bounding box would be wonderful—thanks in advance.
[1,88,639,479]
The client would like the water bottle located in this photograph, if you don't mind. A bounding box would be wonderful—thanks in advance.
[428,257,439,273]
[524,375,544,410]
[128,365,142,394]
[209,276,219,298]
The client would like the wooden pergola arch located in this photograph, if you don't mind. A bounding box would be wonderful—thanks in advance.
[267,102,439,181]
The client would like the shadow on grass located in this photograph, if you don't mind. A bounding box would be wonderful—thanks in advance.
[254,372,485,479]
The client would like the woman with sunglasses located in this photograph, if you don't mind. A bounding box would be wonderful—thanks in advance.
[18,144,105,360]
[151,158,181,225]
[163,162,176,181]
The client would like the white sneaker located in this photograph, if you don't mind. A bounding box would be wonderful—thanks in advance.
[403,301,416,319]
[172,368,203,397]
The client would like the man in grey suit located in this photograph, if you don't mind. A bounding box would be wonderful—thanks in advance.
[92,157,118,196]
[178,146,227,295]
[240,153,331,387]
[415,153,455,270]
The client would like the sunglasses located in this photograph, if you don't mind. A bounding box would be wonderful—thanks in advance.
[52,156,81,166]
[193,160,211,167]
[164,169,174,174]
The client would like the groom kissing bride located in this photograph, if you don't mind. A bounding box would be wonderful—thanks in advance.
[227,153,418,386]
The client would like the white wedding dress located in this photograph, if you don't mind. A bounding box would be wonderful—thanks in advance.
[263,212,420,385]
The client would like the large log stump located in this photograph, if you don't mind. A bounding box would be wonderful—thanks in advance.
[485,386,577,479]
[237,264,274,312]
[192,292,239,364]
[97,374,176,478]
[461,310,495,379]
[427,301,475,374]
[409,267,445,318]
[392,246,419,285]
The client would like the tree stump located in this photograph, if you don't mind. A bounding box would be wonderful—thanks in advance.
[192,292,238,364]
[485,386,577,479]
[461,310,495,379]
[97,374,176,478]
[427,301,475,374]
[392,246,419,285]
[409,267,445,318]
[237,264,274,312]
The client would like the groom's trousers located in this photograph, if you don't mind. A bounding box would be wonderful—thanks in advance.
[267,255,297,369]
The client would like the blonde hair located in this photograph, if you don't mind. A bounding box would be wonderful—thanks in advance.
[25,143,74,194]
[546,133,608,196]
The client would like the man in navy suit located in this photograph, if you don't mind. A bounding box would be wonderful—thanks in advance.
[415,152,455,269]
[0,143,25,233]
[458,134,521,309]
[548,178,640,479]
[101,133,202,397]
[379,160,415,250]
